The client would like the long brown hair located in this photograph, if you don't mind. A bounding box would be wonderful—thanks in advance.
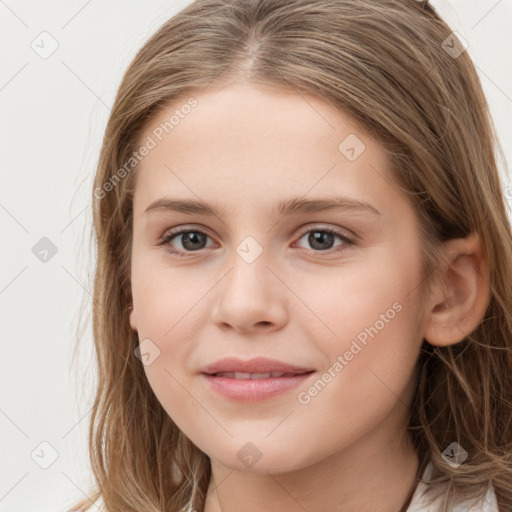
[69,1,512,510]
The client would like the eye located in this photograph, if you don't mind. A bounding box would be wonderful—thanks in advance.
[159,225,355,257]
[294,227,355,254]
[159,228,215,256]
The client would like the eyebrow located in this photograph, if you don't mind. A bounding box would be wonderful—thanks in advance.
[144,195,381,218]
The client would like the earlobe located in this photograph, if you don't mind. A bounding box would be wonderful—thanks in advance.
[423,232,490,347]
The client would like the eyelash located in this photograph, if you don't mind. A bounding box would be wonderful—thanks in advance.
[158,226,355,258]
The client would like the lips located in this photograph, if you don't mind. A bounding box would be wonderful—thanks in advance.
[214,371,300,379]
[200,357,315,401]
[200,356,314,376]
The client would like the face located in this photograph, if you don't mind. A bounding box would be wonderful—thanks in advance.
[129,82,428,474]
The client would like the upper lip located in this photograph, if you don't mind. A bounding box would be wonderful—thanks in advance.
[201,357,314,375]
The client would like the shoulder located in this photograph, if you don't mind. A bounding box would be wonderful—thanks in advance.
[406,461,500,512]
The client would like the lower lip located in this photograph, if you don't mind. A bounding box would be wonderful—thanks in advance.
[201,372,315,401]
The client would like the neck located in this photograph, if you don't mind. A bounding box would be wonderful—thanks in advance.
[202,413,420,512]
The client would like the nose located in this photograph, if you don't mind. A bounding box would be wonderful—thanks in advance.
[210,250,289,334]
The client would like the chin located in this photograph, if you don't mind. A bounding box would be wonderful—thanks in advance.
[205,441,319,475]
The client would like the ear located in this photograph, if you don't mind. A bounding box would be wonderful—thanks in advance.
[423,232,490,347]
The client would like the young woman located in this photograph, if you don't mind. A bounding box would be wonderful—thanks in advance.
[69,1,512,511]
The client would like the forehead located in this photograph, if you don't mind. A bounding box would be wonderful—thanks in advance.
[138,82,372,152]
[132,82,402,216]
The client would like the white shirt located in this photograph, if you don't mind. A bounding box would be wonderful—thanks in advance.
[406,461,500,512]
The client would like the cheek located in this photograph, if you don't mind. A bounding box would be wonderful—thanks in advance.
[131,268,205,435]
[289,287,422,467]
[131,253,207,336]
[293,245,423,354]
[130,259,204,398]
[293,245,424,410]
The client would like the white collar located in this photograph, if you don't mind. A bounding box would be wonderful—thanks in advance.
[406,461,499,512]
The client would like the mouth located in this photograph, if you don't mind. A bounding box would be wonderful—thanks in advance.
[200,368,315,401]
[200,356,314,376]
[210,371,313,379]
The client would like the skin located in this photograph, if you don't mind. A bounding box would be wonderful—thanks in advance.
[128,81,490,512]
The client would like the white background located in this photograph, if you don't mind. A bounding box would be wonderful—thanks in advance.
[0,1,511,511]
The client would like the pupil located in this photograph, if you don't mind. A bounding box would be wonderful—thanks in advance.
[309,231,334,250]
[183,232,205,250]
